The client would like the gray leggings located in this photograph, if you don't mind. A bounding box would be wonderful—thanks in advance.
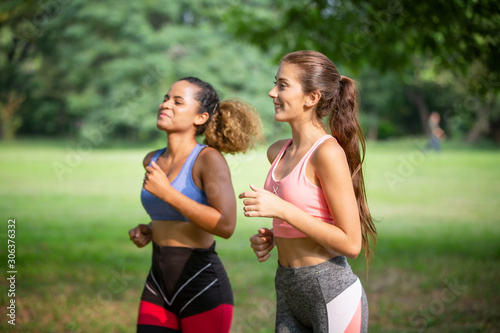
[275,256,368,333]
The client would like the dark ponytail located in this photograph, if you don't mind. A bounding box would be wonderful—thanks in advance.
[179,77,263,154]
[281,51,377,267]
[332,76,377,266]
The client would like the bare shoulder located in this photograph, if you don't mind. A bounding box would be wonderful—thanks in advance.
[193,146,232,189]
[197,147,226,163]
[197,146,229,169]
[143,150,161,169]
[267,139,290,164]
[311,137,347,167]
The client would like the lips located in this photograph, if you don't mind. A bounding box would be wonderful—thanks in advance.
[273,102,282,111]
[158,111,170,118]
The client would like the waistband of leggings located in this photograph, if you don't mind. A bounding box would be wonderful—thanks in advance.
[153,241,216,254]
[277,255,348,276]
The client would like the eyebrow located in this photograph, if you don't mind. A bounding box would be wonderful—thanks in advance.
[164,94,185,100]
[275,76,291,83]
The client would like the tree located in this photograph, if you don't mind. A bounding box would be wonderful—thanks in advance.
[2,0,280,141]
[224,0,500,76]
[0,0,41,139]
[222,0,500,142]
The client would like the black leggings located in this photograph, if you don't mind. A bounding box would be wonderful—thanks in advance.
[137,242,233,333]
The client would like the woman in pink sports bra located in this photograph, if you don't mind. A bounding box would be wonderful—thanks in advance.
[239,51,377,333]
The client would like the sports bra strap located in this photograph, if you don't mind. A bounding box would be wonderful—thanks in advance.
[183,144,205,172]
[150,148,166,165]
[300,134,333,170]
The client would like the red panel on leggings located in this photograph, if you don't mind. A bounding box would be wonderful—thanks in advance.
[344,300,362,333]
[181,304,233,333]
[137,300,179,330]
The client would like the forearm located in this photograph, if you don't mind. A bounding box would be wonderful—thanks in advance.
[158,190,234,239]
[279,204,361,258]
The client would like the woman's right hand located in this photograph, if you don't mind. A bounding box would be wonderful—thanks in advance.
[129,224,152,248]
[250,228,274,262]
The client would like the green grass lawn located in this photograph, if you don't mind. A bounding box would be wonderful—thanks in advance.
[0,138,499,332]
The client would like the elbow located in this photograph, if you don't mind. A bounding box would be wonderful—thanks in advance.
[218,228,234,239]
[215,221,235,239]
[344,242,362,259]
[207,212,235,239]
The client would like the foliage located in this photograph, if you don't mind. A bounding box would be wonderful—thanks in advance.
[223,0,500,76]
[222,0,500,142]
[0,0,41,139]
[1,0,499,143]
[1,0,283,142]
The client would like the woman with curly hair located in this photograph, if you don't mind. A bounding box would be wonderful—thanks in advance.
[129,76,262,333]
[240,51,377,333]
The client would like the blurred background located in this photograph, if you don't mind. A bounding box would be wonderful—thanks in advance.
[1,0,499,332]
[2,0,499,144]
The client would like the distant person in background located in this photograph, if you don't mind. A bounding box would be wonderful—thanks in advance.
[239,50,377,332]
[427,112,446,152]
[129,76,262,333]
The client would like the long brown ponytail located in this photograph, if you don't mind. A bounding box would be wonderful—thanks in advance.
[334,76,377,266]
[281,51,377,266]
[179,77,263,154]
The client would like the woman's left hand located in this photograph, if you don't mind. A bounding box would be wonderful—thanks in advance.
[239,184,286,218]
[143,161,172,200]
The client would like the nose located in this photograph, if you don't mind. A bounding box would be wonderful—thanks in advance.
[268,86,278,98]
[159,99,171,110]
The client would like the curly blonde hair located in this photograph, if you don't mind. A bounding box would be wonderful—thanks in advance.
[179,77,263,154]
[204,99,263,154]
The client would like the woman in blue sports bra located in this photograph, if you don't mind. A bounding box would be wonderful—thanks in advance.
[128,76,262,333]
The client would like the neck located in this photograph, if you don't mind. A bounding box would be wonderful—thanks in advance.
[165,132,198,157]
[288,118,327,149]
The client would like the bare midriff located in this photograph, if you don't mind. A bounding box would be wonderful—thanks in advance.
[151,220,214,249]
[275,237,341,268]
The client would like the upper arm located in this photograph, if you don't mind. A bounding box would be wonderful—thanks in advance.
[267,139,289,164]
[312,140,361,239]
[195,148,236,218]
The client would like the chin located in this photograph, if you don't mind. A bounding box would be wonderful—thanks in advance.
[156,120,168,131]
[273,113,288,123]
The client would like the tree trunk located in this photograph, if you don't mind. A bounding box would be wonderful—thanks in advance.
[465,96,493,143]
[405,88,430,136]
[367,109,378,141]
[0,91,25,140]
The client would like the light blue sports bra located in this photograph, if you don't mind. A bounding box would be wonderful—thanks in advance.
[140,144,208,222]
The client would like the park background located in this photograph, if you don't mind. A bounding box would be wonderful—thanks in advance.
[1,0,499,332]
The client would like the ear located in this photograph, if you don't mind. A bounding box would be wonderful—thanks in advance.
[304,90,321,107]
[194,112,209,126]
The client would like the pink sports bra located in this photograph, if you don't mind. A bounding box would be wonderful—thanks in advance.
[264,134,335,238]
